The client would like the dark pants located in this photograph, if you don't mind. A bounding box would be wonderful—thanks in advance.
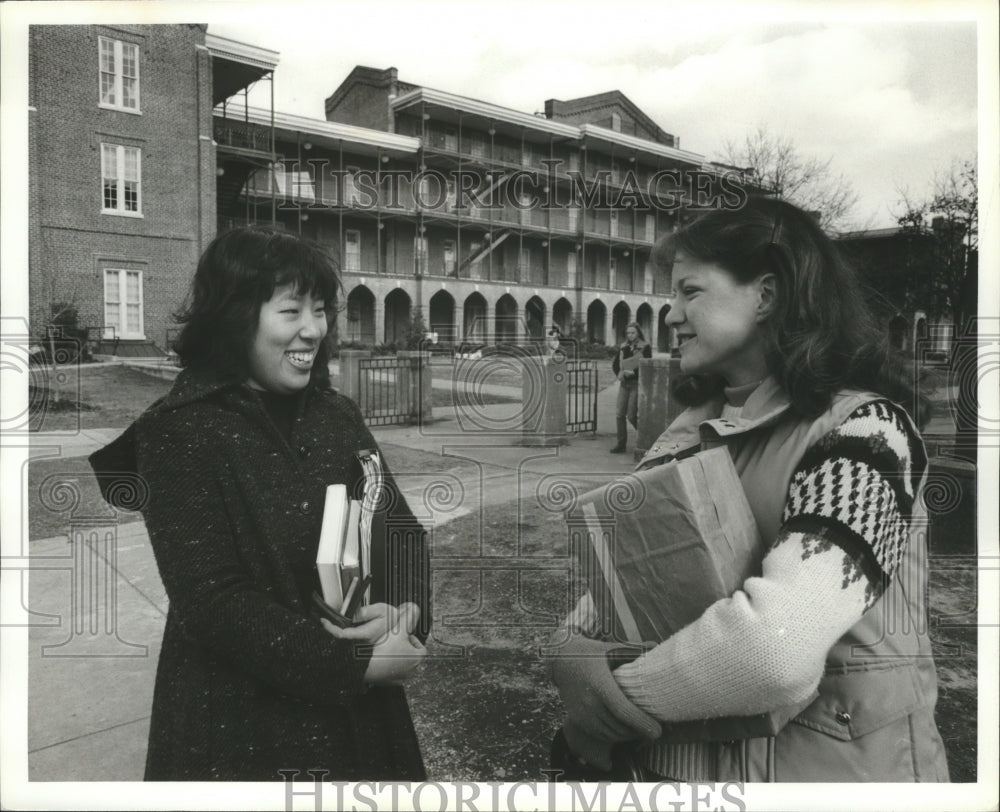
[615,381,638,447]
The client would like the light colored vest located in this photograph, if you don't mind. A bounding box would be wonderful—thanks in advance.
[634,378,950,782]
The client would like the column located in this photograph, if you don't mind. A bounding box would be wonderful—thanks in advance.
[634,356,684,460]
[521,354,569,446]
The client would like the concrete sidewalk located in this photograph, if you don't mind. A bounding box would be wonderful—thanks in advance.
[24,389,636,782]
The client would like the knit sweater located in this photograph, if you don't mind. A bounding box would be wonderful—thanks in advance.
[611,401,923,779]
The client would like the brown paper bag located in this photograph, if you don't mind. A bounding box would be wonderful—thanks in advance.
[572,446,816,742]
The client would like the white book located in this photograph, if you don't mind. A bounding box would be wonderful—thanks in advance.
[316,483,350,607]
[340,500,363,602]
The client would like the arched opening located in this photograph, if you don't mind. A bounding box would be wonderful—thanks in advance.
[636,303,653,348]
[525,296,546,342]
[345,285,376,345]
[495,294,518,344]
[658,304,674,353]
[428,289,456,347]
[384,288,412,346]
[552,297,573,336]
[463,293,488,344]
[586,299,607,344]
[612,301,631,345]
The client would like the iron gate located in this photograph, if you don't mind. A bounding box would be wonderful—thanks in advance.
[358,356,415,426]
[566,359,597,433]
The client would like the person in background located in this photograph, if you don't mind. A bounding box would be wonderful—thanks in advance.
[610,322,652,453]
[90,227,430,781]
[546,326,564,358]
[549,197,949,782]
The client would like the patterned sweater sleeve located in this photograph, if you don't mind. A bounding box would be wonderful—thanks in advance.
[613,401,925,721]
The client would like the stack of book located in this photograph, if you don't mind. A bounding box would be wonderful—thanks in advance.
[314,450,384,627]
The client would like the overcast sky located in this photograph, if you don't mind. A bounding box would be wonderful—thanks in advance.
[208,2,983,231]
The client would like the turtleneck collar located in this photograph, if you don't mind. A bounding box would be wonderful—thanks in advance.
[723,379,765,407]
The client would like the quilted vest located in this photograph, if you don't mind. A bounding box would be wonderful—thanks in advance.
[633,377,950,782]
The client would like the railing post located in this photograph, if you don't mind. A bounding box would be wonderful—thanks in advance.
[397,350,433,425]
[635,355,684,460]
[339,349,370,405]
[521,353,569,446]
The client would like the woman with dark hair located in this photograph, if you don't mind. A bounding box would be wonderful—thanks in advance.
[610,321,652,453]
[90,227,430,781]
[549,197,949,782]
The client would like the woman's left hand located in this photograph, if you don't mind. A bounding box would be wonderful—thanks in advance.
[549,633,661,770]
[321,602,419,645]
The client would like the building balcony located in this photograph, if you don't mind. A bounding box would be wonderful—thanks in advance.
[214,119,273,157]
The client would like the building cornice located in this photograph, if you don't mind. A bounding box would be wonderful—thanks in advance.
[219,106,420,154]
[579,124,704,166]
[392,87,581,139]
[205,33,280,71]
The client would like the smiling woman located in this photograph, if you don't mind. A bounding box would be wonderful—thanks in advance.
[89,228,431,781]
[549,197,950,783]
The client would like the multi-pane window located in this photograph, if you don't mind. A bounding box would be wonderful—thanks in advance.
[344,230,361,272]
[104,269,143,339]
[443,240,456,276]
[99,37,140,112]
[414,236,428,274]
[101,144,142,215]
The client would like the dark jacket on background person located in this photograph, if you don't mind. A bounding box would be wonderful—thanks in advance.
[612,339,652,384]
[89,367,430,781]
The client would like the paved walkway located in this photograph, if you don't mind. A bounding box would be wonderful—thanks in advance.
[22,387,637,782]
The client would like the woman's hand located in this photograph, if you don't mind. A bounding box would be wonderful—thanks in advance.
[321,601,412,644]
[549,633,661,770]
[322,602,426,684]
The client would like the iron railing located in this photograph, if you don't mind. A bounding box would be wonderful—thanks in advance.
[566,359,598,433]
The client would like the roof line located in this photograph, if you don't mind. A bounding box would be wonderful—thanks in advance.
[204,33,280,70]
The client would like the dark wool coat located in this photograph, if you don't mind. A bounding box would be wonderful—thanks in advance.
[89,367,430,781]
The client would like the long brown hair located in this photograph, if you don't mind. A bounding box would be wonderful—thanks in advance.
[656,197,929,426]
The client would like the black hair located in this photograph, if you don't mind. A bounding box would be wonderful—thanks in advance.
[655,196,929,426]
[172,227,341,387]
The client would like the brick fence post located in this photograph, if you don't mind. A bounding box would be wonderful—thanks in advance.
[635,355,684,460]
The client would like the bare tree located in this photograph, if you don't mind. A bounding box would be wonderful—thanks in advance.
[894,158,977,333]
[720,125,860,230]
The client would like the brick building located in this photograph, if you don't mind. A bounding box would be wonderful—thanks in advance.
[30,27,752,357]
[217,65,752,354]
[28,25,276,356]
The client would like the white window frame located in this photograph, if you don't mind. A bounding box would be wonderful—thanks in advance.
[610,210,619,237]
[645,214,656,243]
[567,206,579,232]
[344,229,362,273]
[101,143,142,217]
[566,251,578,288]
[609,257,618,290]
[414,236,428,274]
[103,269,144,339]
[443,240,456,276]
[99,36,140,113]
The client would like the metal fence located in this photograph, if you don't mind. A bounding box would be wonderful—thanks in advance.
[566,359,598,433]
[358,356,416,426]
